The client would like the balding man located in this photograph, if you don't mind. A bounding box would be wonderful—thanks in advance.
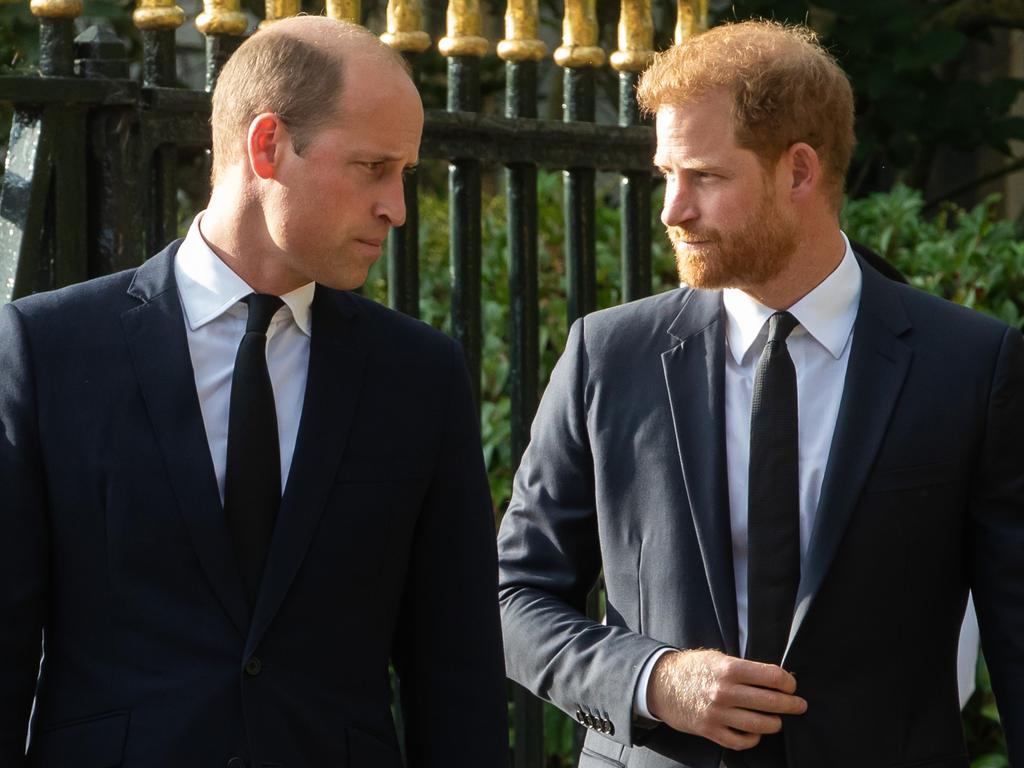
[0,17,508,768]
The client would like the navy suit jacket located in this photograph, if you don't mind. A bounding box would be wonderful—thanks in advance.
[0,241,509,768]
[498,252,1024,767]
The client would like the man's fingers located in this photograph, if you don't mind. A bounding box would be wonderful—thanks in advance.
[721,707,783,734]
[732,684,807,715]
[722,657,798,694]
[712,726,761,751]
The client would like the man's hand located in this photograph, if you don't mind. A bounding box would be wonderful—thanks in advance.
[647,649,807,750]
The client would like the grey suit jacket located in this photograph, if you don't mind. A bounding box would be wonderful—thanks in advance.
[498,255,1024,768]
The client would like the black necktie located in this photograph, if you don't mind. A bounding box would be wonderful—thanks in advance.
[733,311,800,768]
[224,293,284,609]
[746,310,801,665]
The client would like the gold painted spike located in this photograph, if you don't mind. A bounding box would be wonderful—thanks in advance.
[196,0,247,35]
[381,0,431,53]
[497,0,546,62]
[675,0,708,44]
[437,0,488,58]
[553,0,605,69]
[259,0,300,29]
[610,0,653,72]
[326,0,359,23]
[133,0,186,30]
[30,0,82,18]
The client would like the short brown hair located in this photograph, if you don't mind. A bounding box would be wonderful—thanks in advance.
[637,20,855,209]
[210,17,407,184]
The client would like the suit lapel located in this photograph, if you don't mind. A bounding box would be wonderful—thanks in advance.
[784,260,912,659]
[247,287,368,656]
[121,243,250,639]
[662,289,740,656]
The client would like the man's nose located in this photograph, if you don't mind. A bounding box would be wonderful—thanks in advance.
[375,174,407,228]
[661,180,697,228]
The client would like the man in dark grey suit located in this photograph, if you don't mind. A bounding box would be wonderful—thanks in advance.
[498,20,1024,768]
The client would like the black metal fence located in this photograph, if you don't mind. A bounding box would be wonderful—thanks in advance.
[0,1,707,764]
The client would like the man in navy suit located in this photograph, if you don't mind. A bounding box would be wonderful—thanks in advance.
[498,21,1024,768]
[0,16,507,767]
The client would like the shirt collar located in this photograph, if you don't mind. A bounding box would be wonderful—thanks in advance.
[173,212,315,336]
[722,233,862,365]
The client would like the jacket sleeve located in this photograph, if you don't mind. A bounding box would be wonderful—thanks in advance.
[0,303,49,765]
[391,338,509,768]
[497,318,666,746]
[969,324,1024,762]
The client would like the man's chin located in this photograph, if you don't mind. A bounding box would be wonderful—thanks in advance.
[675,250,729,290]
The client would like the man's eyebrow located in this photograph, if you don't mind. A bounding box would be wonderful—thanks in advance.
[652,157,718,171]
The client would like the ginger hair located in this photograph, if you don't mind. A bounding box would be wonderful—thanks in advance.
[637,20,855,210]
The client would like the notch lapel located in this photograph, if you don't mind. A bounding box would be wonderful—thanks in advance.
[246,287,368,655]
[784,262,912,659]
[661,289,739,656]
[121,243,250,639]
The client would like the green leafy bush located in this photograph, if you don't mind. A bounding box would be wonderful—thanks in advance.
[843,184,1024,328]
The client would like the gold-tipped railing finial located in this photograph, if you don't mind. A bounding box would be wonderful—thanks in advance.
[554,0,605,68]
[259,0,299,29]
[438,0,488,57]
[610,0,653,72]
[133,0,185,30]
[381,0,431,53]
[675,0,708,44]
[196,0,247,36]
[326,0,359,23]
[497,0,546,62]
[30,0,82,18]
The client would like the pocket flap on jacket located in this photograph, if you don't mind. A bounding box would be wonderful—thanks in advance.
[347,725,403,768]
[32,710,130,768]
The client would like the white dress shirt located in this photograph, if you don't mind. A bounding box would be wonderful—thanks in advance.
[174,214,315,502]
[633,235,862,721]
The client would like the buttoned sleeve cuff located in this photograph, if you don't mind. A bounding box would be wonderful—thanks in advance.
[632,646,674,723]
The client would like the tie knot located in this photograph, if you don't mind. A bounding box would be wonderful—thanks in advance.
[243,294,283,334]
[766,311,798,344]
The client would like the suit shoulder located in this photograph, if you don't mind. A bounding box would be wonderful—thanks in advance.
[893,279,1014,339]
[580,287,688,337]
[10,267,138,323]
[574,287,692,360]
[327,290,459,357]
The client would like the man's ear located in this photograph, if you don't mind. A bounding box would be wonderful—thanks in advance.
[247,112,289,180]
[786,142,821,202]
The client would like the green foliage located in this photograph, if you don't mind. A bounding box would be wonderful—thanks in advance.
[842,184,1024,327]
[964,655,1009,768]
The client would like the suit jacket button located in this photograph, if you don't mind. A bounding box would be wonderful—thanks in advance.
[245,657,263,676]
[226,758,246,768]
[575,708,586,724]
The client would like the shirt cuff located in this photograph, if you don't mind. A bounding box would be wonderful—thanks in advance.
[633,647,674,722]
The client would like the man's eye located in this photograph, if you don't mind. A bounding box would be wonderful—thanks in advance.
[362,161,384,172]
